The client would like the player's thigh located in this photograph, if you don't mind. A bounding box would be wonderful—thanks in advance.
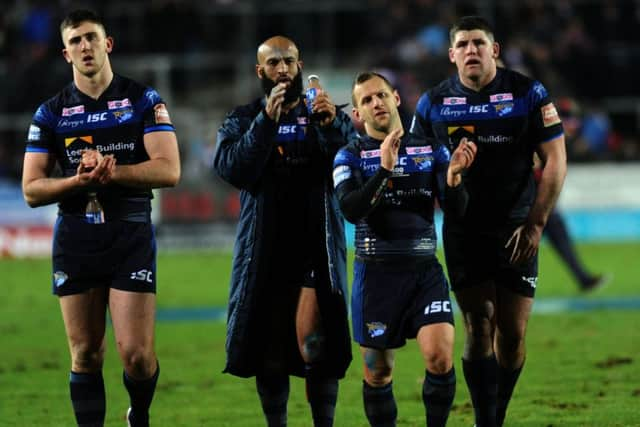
[109,289,156,351]
[59,288,109,354]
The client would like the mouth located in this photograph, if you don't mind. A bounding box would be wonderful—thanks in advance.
[82,55,94,64]
[374,111,389,118]
[277,77,292,87]
[465,58,481,67]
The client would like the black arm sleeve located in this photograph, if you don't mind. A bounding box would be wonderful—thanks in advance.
[443,182,469,219]
[336,167,392,224]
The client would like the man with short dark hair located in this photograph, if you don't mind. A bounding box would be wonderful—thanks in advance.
[411,15,567,427]
[22,9,180,427]
[214,35,354,427]
[334,71,475,427]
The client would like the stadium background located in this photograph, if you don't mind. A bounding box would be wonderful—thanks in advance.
[0,1,639,426]
[1,0,639,253]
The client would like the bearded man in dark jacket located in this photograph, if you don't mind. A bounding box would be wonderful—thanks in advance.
[213,35,354,427]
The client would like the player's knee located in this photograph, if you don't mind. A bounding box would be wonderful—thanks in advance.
[70,343,104,372]
[300,332,326,364]
[365,366,393,387]
[363,350,393,386]
[465,312,493,340]
[496,328,526,355]
[120,345,155,378]
[424,349,453,374]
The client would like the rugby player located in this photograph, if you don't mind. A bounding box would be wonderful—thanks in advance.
[333,71,475,427]
[22,9,180,427]
[410,16,567,427]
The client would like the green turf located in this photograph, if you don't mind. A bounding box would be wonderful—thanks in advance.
[1,242,638,426]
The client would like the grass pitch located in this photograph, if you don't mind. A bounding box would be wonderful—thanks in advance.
[1,242,639,426]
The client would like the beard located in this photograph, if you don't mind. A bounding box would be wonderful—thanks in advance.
[260,68,303,105]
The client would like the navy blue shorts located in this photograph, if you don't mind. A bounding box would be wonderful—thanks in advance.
[351,258,454,350]
[443,224,538,298]
[51,215,156,296]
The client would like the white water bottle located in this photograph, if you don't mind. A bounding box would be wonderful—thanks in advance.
[85,192,105,224]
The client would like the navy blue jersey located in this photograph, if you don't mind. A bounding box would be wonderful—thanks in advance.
[25,74,176,222]
[411,68,563,228]
[333,133,450,260]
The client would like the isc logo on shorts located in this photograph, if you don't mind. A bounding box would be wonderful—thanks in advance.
[424,301,451,315]
[130,269,153,283]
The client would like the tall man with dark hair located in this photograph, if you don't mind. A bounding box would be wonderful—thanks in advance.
[214,36,354,426]
[333,71,476,427]
[411,16,567,427]
[22,9,180,427]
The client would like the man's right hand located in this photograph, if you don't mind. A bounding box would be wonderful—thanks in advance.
[77,149,116,185]
[447,137,477,186]
[380,128,403,171]
[265,82,287,122]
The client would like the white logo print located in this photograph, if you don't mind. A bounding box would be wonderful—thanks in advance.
[522,276,538,288]
[53,271,68,287]
[424,300,452,315]
[130,269,153,283]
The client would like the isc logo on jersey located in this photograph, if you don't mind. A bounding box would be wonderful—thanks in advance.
[469,105,489,113]
[424,300,451,315]
[278,125,297,134]
[86,112,109,123]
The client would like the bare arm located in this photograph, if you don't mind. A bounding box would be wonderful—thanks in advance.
[22,152,114,208]
[506,134,567,263]
[110,131,180,188]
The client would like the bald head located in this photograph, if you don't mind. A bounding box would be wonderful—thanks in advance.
[257,36,299,64]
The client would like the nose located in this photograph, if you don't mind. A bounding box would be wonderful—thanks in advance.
[465,42,477,54]
[276,60,288,74]
[80,37,90,51]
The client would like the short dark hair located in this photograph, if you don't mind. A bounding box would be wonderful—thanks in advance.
[351,71,395,107]
[449,16,494,46]
[60,9,105,37]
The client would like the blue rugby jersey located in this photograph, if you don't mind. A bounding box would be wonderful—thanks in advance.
[411,67,564,228]
[333,133,450,260]
[25,74,176,221]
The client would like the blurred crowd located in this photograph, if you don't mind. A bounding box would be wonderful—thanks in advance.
[0,0,639,183]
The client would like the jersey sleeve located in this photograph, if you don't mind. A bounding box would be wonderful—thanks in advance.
[432,140,451,207]
[528,81,564,144]
[25,104,56,154]
[141,88,176,134]
[333,145,391,224]
[409,92,434,139]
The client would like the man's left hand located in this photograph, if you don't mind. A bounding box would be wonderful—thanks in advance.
[312,90,336,127]
[505,223,543,264]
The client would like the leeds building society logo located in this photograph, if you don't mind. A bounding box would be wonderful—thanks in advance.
[366,321,387,338]
[64,135,93,147]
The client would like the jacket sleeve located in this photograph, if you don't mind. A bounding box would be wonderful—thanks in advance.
[213,106,277,191]
[317,109,357,158]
